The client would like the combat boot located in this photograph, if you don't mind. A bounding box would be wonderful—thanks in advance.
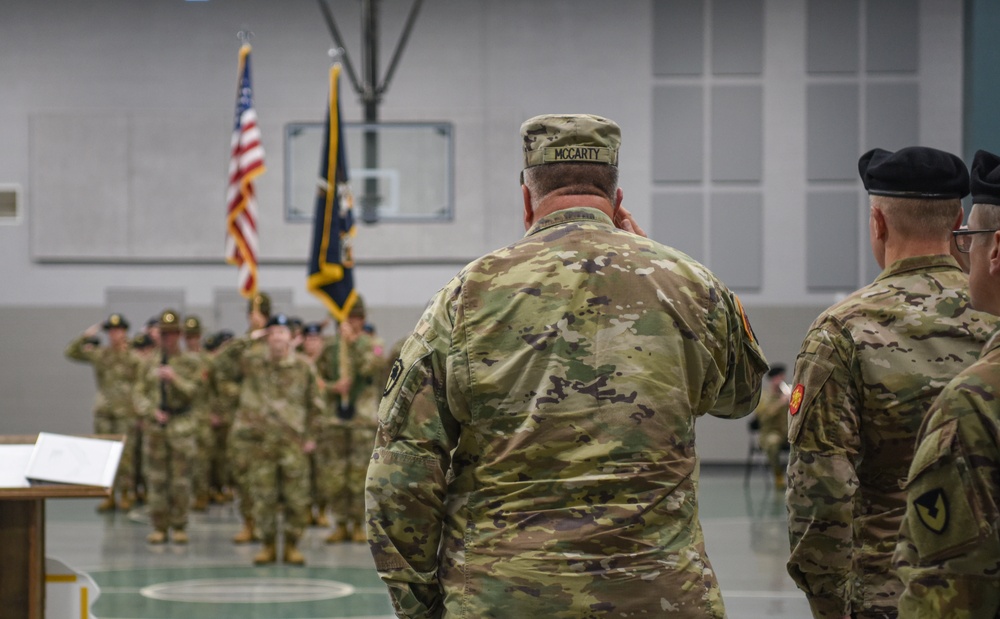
[118,491,134,511]
[351,520,367,543]
[172,529,189,544]
[96,496,116,512]
[146,530,167,544]
[774,471,786,490]
[253,543,277,565]
[233,519,257,544]
[314,510,331,528]
[324,522,350,544]
[283,537,306,565]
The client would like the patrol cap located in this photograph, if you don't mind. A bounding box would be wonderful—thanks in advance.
[159,309,181,333]
[971,150,1000,206]
[349,295,366,318]
[858,146,969,199]
[183,315,202,335]
[102,313,129,330]
[521,114,620,169]
[266,313,291,329]
[248,292,272,317]
[302,322,324,336]
[131,333,154,350]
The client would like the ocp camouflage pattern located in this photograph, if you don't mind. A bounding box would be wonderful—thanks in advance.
[895,329,1000,619]
[786,255,993,619]
[366,207,768,618]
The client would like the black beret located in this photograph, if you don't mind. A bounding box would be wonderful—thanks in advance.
[131,333,154,350]
[858,146,969,199]
[971,149,1000,206]
[266,313,291,328]
[302,322,324,336]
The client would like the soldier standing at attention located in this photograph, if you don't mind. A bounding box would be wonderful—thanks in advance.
[236,314,324,566]
[299,321,334,528]
[65,313,141,512]
[137,309,201,544]
[182,316,213,512]
[214,292,271,543]
[894,150,1000,617]
[754,364,790,489]
[326,297,384,544]
[786,147,993,619]
[365,114,768,618]
[204,330,236,503]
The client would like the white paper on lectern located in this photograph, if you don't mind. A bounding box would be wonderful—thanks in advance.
[24,433,124,488]
[0,445,36,488]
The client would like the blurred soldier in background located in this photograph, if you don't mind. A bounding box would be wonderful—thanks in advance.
[182,315,213,513]
[325,297,384,544]
[214,292,271,543]
[299,321,335,528]
[204,330,236,504]
[754,364,790,489]
[138,309,201,544]
[236,313,324,565]
[65,313,141,512]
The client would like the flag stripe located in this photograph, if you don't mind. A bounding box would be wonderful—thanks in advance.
[226,43,265,298]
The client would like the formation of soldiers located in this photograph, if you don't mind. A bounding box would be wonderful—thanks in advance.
[64,291,386,566]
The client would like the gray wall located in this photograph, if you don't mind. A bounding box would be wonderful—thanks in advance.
[0,0,966,463]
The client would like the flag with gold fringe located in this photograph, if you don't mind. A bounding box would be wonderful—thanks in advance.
[307,64,357,322]
[225,43,265,298]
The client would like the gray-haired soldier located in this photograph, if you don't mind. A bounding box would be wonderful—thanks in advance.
[894,149,1000,618]
[366,113,768,618]
[786,147,993,618]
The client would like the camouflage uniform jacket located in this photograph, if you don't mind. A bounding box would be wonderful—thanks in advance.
[65,336,143,419]
[134,351,201,426]
[368,207,768,619]
[755,385,788,439]
[786,255,993,619]
[895,328,1000,618]
[233,349,324,443]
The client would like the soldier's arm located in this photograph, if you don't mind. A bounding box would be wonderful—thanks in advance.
[897,386,1000,618]
[785,321,863,619]
[132,360,158,422]
[709,290,768,419]
[366,296,460,619]
[65,329,100,363]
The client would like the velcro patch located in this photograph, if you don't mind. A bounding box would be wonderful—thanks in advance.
[542,145,612,164]
[915,488,949,534]
[789,384,805,416]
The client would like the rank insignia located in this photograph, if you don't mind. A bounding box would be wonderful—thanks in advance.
[914,488,949,534]
[789,384,805,416]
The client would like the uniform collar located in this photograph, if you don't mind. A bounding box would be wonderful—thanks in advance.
[524,207,614,238]
[874,254,963,282]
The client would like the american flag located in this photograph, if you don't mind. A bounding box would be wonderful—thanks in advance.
[225,43,265,298]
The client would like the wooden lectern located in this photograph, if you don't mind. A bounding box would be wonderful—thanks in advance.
[0,435,122,619]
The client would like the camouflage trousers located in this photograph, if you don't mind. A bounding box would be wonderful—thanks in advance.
[143,416,196,531]
[94,413,137,499]
[228,426,256,522]
[245,433,311,542]
[759,431,787,475]
[209,422,232,492]
[190,417,213,500]
[317,425,376,523]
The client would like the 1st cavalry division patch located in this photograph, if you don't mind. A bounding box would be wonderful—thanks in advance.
[914,488,949,534]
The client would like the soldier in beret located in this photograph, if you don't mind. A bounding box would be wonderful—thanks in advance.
[786,147,994,618]
[365,114,768,617]
[136,309,202,544]
[894,150,1000,618]
[235,313,325,565]
[65,313,141,511]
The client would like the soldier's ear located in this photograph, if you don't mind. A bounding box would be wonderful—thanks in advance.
[870,206,888,241]
[989,230,1000,276]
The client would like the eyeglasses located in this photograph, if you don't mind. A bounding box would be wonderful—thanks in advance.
[952,228,1000,253]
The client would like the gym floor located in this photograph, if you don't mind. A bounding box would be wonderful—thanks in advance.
[46,466,810,619]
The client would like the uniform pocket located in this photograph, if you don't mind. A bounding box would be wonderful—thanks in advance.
[378,336,433,441]
[904,419,982,563]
